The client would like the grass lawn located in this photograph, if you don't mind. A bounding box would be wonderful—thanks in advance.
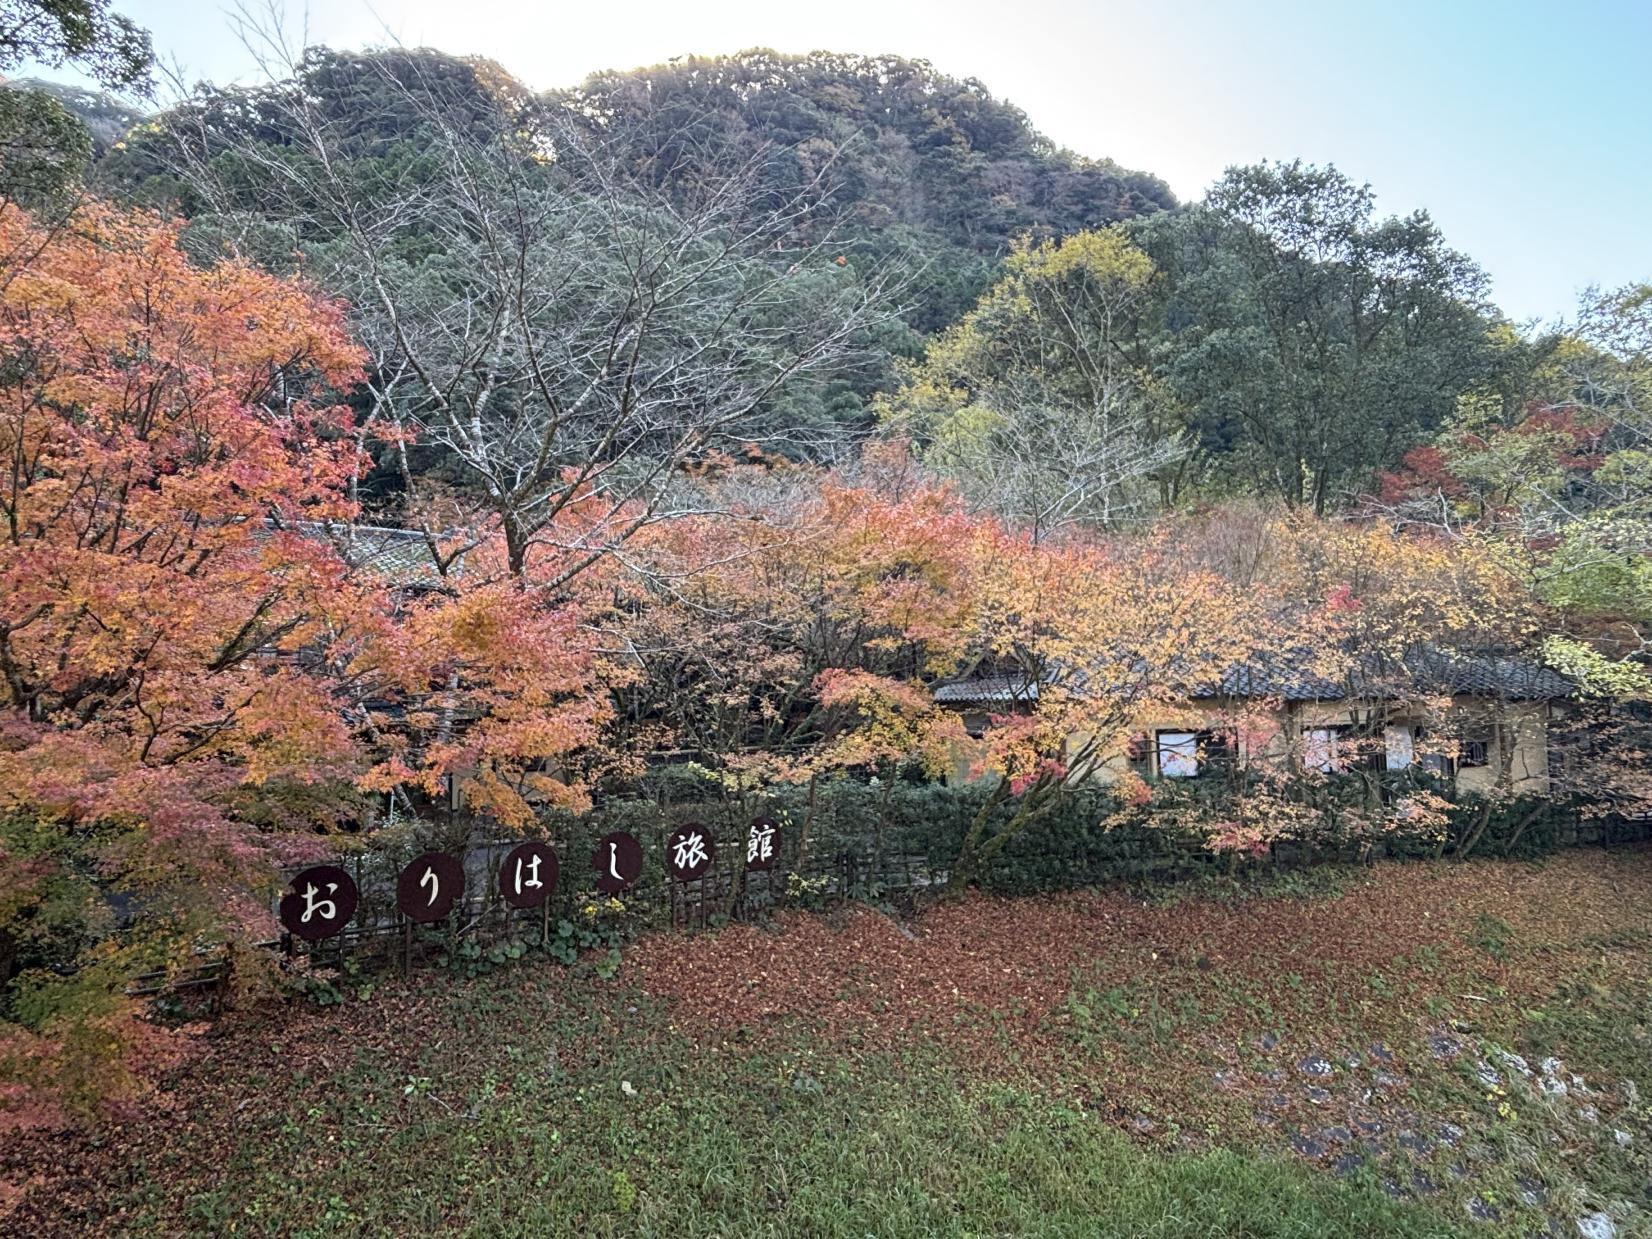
[6,846,1651,1236]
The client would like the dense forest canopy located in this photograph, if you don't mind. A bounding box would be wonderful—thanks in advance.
[8,27,1647,739]
[61,47,1176,453]
[43,43,1566,522]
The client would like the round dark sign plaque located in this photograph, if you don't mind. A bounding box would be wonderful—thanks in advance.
[744,817,779,872]
[396,851,464,922]
[666,823,715,882]
[499,841,558,909]
[592,831,644,894]
[279,865,358,941]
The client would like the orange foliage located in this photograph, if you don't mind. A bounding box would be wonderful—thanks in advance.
[0,205,612,1123]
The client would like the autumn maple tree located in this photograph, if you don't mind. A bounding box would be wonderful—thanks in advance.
[0,202,612,1125]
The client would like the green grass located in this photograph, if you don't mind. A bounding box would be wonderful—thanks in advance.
[78,973,1465,1238]
[29,849,1652,1236]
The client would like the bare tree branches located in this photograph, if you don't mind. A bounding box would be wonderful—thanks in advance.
[149,7,898,582]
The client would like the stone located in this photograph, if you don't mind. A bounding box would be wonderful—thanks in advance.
[1368,1041,1396,1062]
[1474,1061,1502,1088]
[1429,1031,1465,1059]
[1498,1050,1533,1076]
[1331,1151,1364,1176]
[1288,1129,1327,1158]
[1437,1121,1465,1146]
[1576,1213,1616,1239]
[1515,1176,1547,1206]
[1257,1031,1280,1052]
[1304,1086,1332,1105]
[1297,1055,1335,1078]
[1396,1130,1433,1155]
[1466,1198,1501,1223]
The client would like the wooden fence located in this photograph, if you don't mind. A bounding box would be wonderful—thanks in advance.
[132,808,1652,1001]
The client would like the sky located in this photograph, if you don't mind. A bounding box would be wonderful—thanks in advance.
[22,0,1652,326]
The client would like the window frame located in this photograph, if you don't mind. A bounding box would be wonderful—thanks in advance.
[1153,729,1200,778]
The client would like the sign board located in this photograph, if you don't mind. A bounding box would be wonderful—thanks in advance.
[745,817,779,871]
[397,851,464,922]
[592,831,643,894]
[498,840,558,909]
[666,823,715,882]
[279,865,358,941]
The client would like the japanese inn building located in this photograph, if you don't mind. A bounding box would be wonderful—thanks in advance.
[933,649,1573,793]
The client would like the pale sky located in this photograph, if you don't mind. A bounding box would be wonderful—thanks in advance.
[24,0,1652,326]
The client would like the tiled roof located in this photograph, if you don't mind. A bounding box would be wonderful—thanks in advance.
[934,647,1574,706]
[932,674,1040,705]
[1393,649,1575,700]
[288,521,459,587]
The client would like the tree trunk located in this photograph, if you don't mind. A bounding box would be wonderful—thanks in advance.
[1454,799,1495,859]
[946,779,1011,896]
[793,773,820,896]
[1499,803,1547,857]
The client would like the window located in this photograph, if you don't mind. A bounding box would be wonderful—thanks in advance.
[1459,736,1491,768]
[1202,730,1234,770]
[961,712,989,738]
[1304,725,1391,772]
[1302,727,1340,772]
[1410,726,1451,776]
[1155,731,1199,778]
[1384,725,1415,771]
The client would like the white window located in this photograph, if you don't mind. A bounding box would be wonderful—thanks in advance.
[1303,727,1338,772]
[1384,725,1415,771]
[1156,731,1199,778]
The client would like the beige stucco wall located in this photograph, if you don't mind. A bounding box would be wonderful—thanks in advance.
[944,697,1550,794]
[1448,699,1549,794]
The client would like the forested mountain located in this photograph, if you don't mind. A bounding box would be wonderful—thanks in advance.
[53,45,1573,523]
[3,75,141,153]
[95,47,1174,354]
[559,51,1178,330]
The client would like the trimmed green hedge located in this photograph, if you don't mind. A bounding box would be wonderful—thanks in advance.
[357,767,1633,927]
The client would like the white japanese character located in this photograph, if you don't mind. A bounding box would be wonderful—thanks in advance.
[672,831,707,872]
[514,853,543,894]
[420,866,439,906]
[747,822,775,864]
[300,881,338,924]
